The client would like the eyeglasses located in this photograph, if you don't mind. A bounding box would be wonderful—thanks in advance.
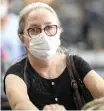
[27,25,58,37]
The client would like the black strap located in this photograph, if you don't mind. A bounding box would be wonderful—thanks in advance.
[70,55,93,102]
[70,55,81,80]
[70,55,86,104]
[66,55,83,109]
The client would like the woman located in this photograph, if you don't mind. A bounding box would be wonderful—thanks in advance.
[4,2,104,110]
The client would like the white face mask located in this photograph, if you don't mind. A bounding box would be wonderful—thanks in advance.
[28,33,61,60]
[0,4,8,19]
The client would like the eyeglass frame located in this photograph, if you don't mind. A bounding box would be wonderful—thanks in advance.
[26,25,59,38]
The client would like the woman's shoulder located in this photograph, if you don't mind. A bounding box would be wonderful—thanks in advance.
[5,58,27,79]
[70,54,92,80]
[4,58,27,94]
[72,54,84,61]
[67,54,87,65]
[71,54,89,65]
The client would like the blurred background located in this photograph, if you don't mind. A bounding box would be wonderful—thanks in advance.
[1,0,104,110]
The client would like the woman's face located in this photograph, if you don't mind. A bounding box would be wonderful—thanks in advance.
[22,8,60,49]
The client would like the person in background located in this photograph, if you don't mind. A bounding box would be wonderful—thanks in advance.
[0,0,24,64]
[4,2,104,110]
[1,0,25,110]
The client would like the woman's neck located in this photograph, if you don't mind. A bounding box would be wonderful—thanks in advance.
[28,53,58,69]
[27,53,66,79]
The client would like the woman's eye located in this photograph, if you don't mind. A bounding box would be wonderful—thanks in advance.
[29,27,40,35]
[33,28,38,32]
[46,26,53,30]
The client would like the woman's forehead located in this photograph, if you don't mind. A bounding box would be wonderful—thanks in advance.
[25,8,58,27]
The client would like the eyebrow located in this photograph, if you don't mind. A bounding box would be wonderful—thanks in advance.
[44,22,53,25]
[29,22,53,27]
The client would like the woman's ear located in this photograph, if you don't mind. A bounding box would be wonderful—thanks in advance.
[19,34,24,42]
[19,34,26,48]
[18,34,30,50]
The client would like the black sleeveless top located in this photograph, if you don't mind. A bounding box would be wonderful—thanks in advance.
[4,55,92,110]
